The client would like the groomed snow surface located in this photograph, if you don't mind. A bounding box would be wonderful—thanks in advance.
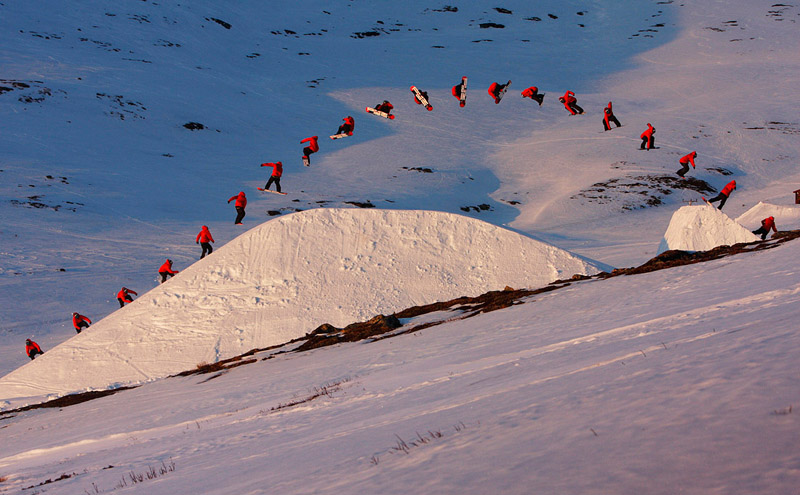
[0,209,601,402]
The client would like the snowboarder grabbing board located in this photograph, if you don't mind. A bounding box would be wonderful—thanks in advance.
[410,86,432,111]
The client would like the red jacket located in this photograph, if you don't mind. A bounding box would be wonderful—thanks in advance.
[26,340,42,356]
[159,259,179,274]
[679,152,697,168]
[228,192,247,208]
[761,216,777,233]
[301,136,319,152]
[343,116,354,130]
[521,87,538,98]
[196,226,214,243]
[560,91,577,114]
[375,101,393,113]
[261,162,283,177]
[720,180,736,196]
[117,287,137,301]
[641,124,655,139]
[488,82,500,98]
[451,84,462,99]
[72,313,91,329]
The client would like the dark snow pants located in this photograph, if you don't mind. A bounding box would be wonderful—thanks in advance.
[235,206,246,224]
[265,176,282,193]
[603,115,621,131]
[159,271,175,283]
[200,242,213,259]
[677,162,690,177]
[707,193,728,210]
[752,227,769,240]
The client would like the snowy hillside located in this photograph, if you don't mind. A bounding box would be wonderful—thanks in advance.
[0,208,601,402]
[1,231,798,494]
[2,0,800,492]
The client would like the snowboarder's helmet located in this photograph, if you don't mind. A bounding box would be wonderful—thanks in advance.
[25,339,31,343]
[167,259,171,264]
[73,312,78,316]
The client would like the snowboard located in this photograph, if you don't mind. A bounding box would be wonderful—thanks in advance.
[700,196,714,206]
[494,80,511,104]
[638,146,660,150]
[330,133,350,140]
[410,85,432,111]
[366,107,395,119]
[258,188,287,195]
[459,76,468,107]
[302,155,310,166]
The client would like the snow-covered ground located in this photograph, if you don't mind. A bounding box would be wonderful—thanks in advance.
[2,0,800,493]
[657,203,759,253]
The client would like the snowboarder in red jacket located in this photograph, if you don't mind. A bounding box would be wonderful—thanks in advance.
[677,151,697,178]
[301,136,319,165]
[487,82,509,104]
[228,192,247,224]
[602,102,621,131]
[336,116,355,136]
[707,180,736,210]
[261,162,283,193]
[72,312,92,333]
[521,86,544,105]
[117,287,138,307]
[25,339,43,360]
[158,258,179,283]
[452,80,466,103]
[752,216,777,240]
[559,90,584,115]
[196,225,215,259]
[640,123,656,150]
[374,100,393,114]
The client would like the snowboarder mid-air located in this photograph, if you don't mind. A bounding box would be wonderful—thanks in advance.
[559,90,584,115]
[521,86,544,105]
[72,312,92,334]
[640,123,656,150]
[25,339,43,360]
[603,101,622,130]
[261,161,283,193]
[336,116,355,136]
[228,191,247,224]
[706,180,736,210]
[301,135,319,166]
[488,81,510,104]
[117,287,138,308]
[374,100,393,115]
[158,258,179,283]
[196,225,215,259]
[677,151,697,178]
[752,216,777,240]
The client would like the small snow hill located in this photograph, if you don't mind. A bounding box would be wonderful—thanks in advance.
[658,204,758,255]
[0,208,602,405]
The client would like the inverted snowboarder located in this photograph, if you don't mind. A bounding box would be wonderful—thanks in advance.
[259,161,286,195]
[227,191,247,224]
[752,216,777,240]
[602,101,621,131]
[521,86,544,105]
[196,225,215,259]
[452,77,467,107]
[640,123,656,150]
[410,86,432,111]
[488,81,511,104]
[705,180,736,210]
[301,135,319,166]
[158,258,179,283]
[559,90,584,115]
[72,312,91,334]
[677,151,697,178]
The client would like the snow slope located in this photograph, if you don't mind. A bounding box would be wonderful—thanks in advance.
[0,230,798,494]
[657,204,759,254]
[0,208,601,402]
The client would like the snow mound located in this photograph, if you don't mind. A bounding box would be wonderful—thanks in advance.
[735,201,800,230]
[0,209,601,403]
[657,204,759,254]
